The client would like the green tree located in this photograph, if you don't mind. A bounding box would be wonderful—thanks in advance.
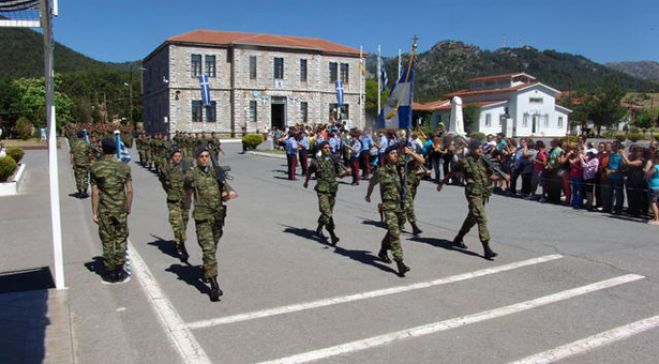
[365,78,388,119]
[463,105,480,133]
[588,76,627,136]
[12,75,75,128]
[633,110,654,137]
[0,77,27,132]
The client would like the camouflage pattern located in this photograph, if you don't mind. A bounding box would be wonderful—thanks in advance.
[160,160,190,247]
[70,139,92,191]
[456,156,493,242]
[136,135,145,164]
[308,155,347,228]
[402,157,423,224]
[369,164,406,261]
[186,166,232,279]
[90,157,131,271]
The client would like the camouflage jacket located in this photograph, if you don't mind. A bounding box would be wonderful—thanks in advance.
[160,161,188,202]
[71,139,92,166]
[460,156,493,198]
[370,163,404,211]
[401,156,423,186]
[185,166,233,221]
[90,157,131,214]
[309,155,346,194]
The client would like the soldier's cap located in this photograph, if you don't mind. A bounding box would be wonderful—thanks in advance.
[101,138,116,154]
[77,130,85,138]
[317,141,329,150]
[195,145,209,157]
[468,139,483,150]
[385,144,400,154]
[170,147,182,157]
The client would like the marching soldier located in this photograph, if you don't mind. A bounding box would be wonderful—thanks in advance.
[70,131,92,197]
[159,147,191,263]
[365,144,412,277]
[402,143,427,235]
[184,145,238,301]
[90,138,133,283]
[437,139,510,259]
[303,141,350,245]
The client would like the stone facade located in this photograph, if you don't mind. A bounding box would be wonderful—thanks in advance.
[143,37,365,136]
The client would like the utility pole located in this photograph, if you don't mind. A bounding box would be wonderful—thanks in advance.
[129,64,134,126]
[377,45,381,115]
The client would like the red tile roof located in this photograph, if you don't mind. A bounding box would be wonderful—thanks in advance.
[166,30,362,56]
[444,82,540,98]
[467,72,536,83]
[412,100,451,111]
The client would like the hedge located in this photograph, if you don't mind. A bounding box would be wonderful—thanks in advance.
[0,156,17,182]
[242,134,264,151]
[15,117,33,140]
[6,147,24,163]
[468,132,486,141]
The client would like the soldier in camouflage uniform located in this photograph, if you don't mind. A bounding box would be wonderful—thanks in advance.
[70,131,92,197]
[438,139,509,259]
[185,145,238,301]
[90,138,133,283]
[159,147,191,263]
[303,141,350,245]
[401,144,427,236]
[365,144,412,277]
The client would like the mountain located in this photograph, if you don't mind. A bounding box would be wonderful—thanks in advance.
[605,61,659,82]
[0,27,136,78]
[367,41,658,102]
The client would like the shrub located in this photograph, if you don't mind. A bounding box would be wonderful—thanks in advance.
[0,156,17,182]
[15,117,33,140]
[614,135,626,143]
[6,147,24,163]
[242,134,264,151]
[468,132,486,141]
[560,136,577,144]
[629,126,640,134]
[627,133,644,142]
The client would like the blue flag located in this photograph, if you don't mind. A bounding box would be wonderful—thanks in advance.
[380,60,388,93]
[382,58,415,130]
[199,74,211,106]
[114,131,132,163]
[335,80,345,106]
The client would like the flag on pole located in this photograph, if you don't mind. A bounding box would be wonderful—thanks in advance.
[335,80,345,106]
[359,60,367,77]
[199,74,211,106]
[380,61,388,93]
[382,57,415,130]
[114,131,132,163]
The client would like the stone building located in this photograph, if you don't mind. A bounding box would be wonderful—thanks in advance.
[142,30,365,136]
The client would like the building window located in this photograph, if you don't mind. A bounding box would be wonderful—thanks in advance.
[523,113,529,128]
[205,55,216,77]
[191,54,202,77]
[300,102,308,123]
[205,102,217,123]
[543,114,549,127]
[530,97,543,104]
[249,56,257,80]
[485,113,491,127]
[192,100,203,122]
[340,63,349,83]
[300,59,308,82]
[249,100,257,123]
[329,103,349,120]
[499,114,505,126]
[274,57,284,80]
[329,62,338,83]
[558,116,564,128]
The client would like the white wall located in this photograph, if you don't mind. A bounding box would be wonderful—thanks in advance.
[477,105,507,135]
[513,85,567,137]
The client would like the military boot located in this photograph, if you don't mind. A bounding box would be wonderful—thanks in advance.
[114,266,129,283]
[209,276,223,301]
[102,269,116,283]
[452,234,467,249]
[176,243,189,263]
[327,228,340,246]
[395,260,410,277]
[378,247,392,264]
[315,223,327,239]
[411,222,423,236]
[482,241,498,259]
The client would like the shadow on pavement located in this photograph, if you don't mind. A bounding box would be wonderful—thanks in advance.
[165,264,210,296]
[361,219,385,229]
[67,192,88,199]
[147,234,179,260]
[408,237,484,258]
[282,225,398,275]
[83,256,105,279]
[0,288,49,363]
[0,267,55,294]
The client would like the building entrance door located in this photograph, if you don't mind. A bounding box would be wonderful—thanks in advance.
[271,97,286,131]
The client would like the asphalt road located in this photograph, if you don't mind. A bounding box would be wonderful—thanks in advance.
[17,141,659,363]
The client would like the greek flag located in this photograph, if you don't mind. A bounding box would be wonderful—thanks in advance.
[380,60,388,92]
[382,58,415,130]
[0,0,40,11]
[114,131,132,163]
[335,80,344,106]
[199,74,211,106]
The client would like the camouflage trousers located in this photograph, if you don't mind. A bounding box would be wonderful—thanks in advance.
[457,195,490,242]
[98,212,129,272]
[138,150,145,164]
[194,209,226,279]
[404,181,420,224]
[73,165,90,191]
[317,192,336,229]
[382,208,406,261]
[167,200,189,246]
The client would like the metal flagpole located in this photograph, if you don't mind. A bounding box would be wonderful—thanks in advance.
[40,0,65,289]
[398,49,402,80]
[359,45,363,128]
[377,45,381,116]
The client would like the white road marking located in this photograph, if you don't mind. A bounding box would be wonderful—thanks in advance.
[186,255,563,330]
[255,274,644,364]
[128,240,212,364]
[509,314,659,364]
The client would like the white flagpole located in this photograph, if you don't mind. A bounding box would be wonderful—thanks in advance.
[377,45,381,116]
[359,45,364,129]
[398,49,402,79]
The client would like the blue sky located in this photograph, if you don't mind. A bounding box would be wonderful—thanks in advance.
[52,0,658,64]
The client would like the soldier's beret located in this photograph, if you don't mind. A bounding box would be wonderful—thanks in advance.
[385,144,399,154]
[195,145,209,157]
[101,138,116,153]
[316,141,329,150]
[468,139,483,150]
[170,147,182,157]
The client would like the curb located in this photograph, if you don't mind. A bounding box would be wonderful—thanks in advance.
[0,163,26,196]
[246,151,287,159]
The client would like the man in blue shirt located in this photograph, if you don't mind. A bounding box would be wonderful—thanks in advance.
[376,131,389,167]
[329,130,341,156]
[360,130,373,179]
[298,130,310,176]
[285,129,300,180]
[605,141,625,214]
